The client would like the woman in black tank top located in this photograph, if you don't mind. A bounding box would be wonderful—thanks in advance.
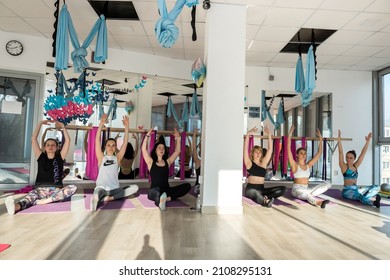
[5,120,77,215]
[142,128,191,210]
[243,126,286,207]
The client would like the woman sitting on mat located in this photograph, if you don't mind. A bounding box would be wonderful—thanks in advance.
[90,114,139,212]
[287,125,331,208]
[142,128,191,211]
[243,126,286,207]
[5,120,77,215]
[338,130,381,208]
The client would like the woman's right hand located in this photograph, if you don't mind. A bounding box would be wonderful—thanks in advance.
[365,132,372,142]
[288,125,295,136]
[146,128,154,137]
[99,113,108,126]
[247,126,258,135]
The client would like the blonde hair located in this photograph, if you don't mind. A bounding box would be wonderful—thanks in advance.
[250,145,262,161]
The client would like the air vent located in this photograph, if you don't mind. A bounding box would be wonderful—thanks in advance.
[281,28,336,54]
[276,93,297,98]
[182,93,201,97]
[182,83,203,89]
[88,1,139,20]
[157,92,177,97]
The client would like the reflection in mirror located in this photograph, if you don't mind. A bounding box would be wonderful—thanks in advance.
[44,63,202,181]
[256,90,332,182]
[0,75,36,185]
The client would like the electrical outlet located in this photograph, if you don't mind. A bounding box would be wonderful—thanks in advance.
[334,170,338,176]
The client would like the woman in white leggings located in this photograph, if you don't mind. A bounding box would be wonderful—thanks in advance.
[287,125,332,208]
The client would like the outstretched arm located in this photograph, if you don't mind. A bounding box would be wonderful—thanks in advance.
[83,123,93,155]
[116,115,129,162]
[308,128,322,167]
[355,132,372,168]
[261,126,273,167]
[287,125,297,173]
[337,130,346,172]
[95,114,107,166]
[167,128,181,166]
[132,133,139,159]
[58,122,70,160]
[244,127,258,168]
[32,120,50,159]
[41,127,50,150]
[142,128,154,168]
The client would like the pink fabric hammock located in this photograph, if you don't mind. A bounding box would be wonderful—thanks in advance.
[179,131,186,180]
[169,135,175,177]
[272,138,281,175]
[139,132,148,178]
[85,126,99,181]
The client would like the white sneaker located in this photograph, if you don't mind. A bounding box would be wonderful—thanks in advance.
[123,184,139,197]
[5,196,15,215]
[90,194,99,212]
[159,192,167,211]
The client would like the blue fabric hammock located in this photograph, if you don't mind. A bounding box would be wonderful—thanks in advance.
[155,0,198,48]
[55,4,108,72]
[167,97,184,129]
[261,91,284,129]
[190,91,202,119]
[106,98,118,121]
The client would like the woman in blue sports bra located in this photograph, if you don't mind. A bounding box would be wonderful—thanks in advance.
[337,130,381,207]
[243,126,286,207]
[287,125,332,208]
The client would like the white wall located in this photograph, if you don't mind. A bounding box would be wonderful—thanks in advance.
[0,30,375,187]
[245,66,373,186]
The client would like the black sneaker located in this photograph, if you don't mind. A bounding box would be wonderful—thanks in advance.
[321,200,330,209]
[373,194,381,208]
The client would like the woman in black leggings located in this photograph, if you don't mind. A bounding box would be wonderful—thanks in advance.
[243,126,286,207]
[142,128,191,210]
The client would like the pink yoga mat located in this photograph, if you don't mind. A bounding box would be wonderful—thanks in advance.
[19,200,72,214]
[83,189,135,210]
[0,244,11,253]
[3,167,29,174]
[136,188,189,209]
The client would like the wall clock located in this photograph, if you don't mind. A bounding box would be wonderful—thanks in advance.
[5,40,23,56]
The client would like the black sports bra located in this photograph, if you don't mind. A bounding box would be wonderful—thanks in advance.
[247,161,266,177]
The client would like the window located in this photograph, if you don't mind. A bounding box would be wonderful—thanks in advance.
[375,67,390,184]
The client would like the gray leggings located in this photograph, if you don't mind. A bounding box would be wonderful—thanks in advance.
[93,184,139,203]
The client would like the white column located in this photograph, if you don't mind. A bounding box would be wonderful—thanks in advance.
[201,4,246,214]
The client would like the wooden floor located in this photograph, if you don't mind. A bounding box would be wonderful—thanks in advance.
[1,186,390,260]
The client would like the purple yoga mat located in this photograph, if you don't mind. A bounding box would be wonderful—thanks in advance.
[83,189,135,210]
[136,188,189,209]
[324,189,389,207]
[19,200,72,214]
[242,196,292,206]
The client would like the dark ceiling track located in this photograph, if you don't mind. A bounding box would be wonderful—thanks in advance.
[297,31,302,57]
[51,0,60,57]
[191,6,197,41]
[311,29,318,80]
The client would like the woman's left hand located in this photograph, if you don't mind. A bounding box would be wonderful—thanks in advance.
[122,115,129,127]
[173,128,180,138]
[316,128,322,139]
